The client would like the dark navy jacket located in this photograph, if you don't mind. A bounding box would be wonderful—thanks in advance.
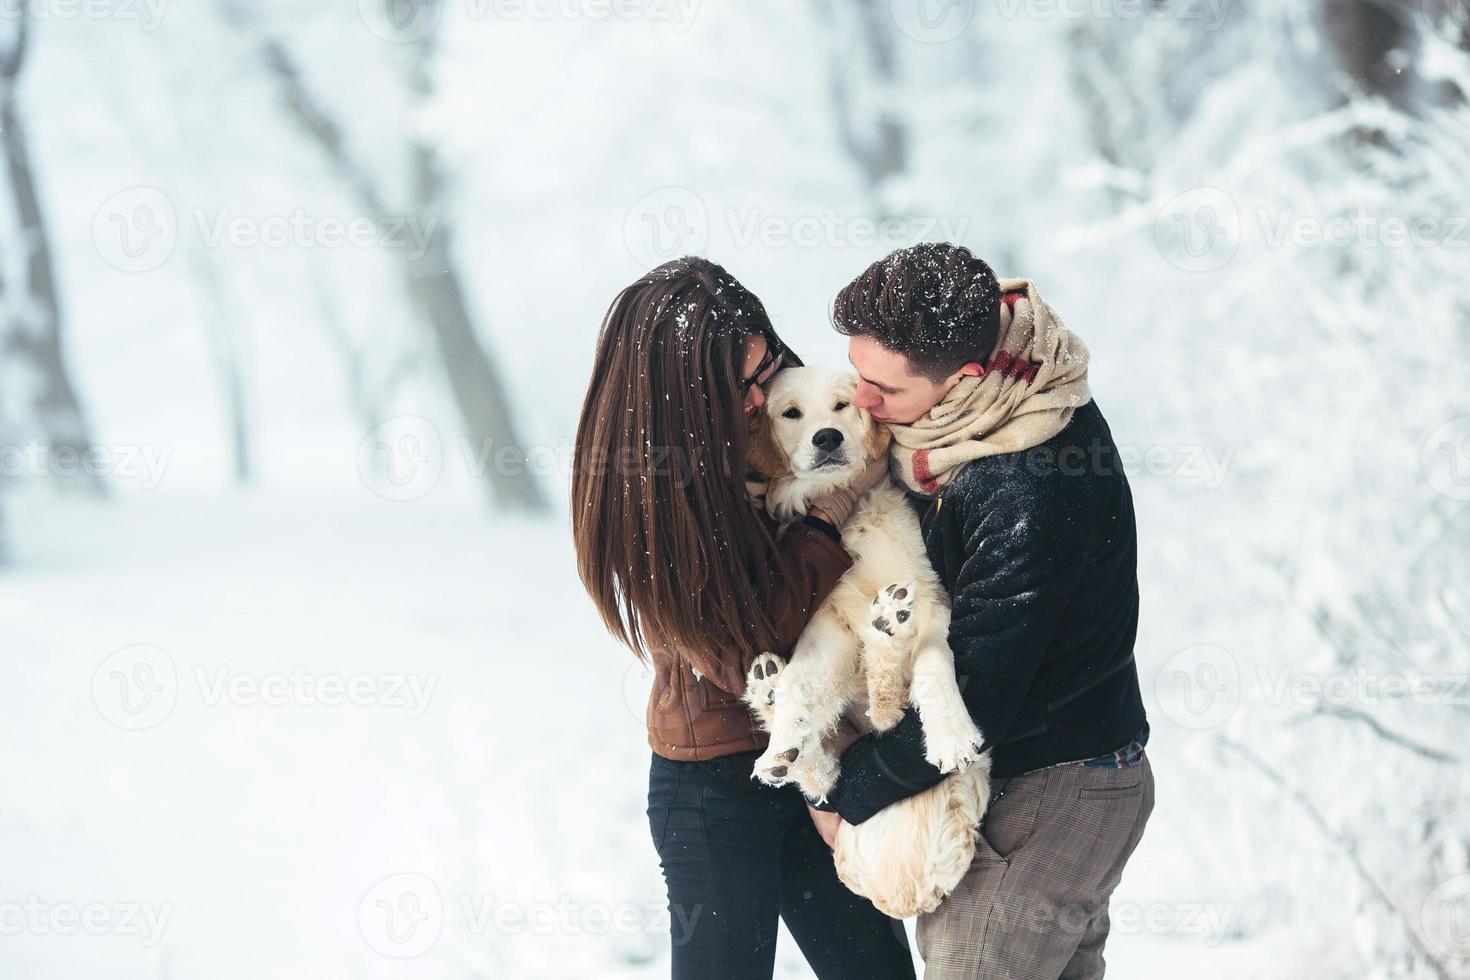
[817,399,1147,825]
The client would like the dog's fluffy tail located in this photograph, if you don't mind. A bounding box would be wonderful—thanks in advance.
[830,760,990,919]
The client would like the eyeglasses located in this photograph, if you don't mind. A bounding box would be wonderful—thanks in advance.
[740,341,785,395]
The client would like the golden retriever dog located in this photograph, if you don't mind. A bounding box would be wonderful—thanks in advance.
[742,365,990,919]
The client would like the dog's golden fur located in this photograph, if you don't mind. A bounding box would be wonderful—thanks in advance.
[741,366,989,918]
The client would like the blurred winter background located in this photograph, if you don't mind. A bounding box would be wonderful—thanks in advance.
[1,0,1468,976]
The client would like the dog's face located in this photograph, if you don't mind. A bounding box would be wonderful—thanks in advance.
[748,366,890,486]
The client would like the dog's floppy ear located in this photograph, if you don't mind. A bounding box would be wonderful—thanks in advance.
[746,409,790,478]
[863,410,893,464]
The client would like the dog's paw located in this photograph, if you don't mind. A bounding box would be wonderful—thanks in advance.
[753,740,804,788]
[923,714,986,774]
[869,582,917,639]
[745,653,785,725]
[764,479,809,525]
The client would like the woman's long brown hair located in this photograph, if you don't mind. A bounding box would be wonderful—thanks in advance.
[572,257,796,675]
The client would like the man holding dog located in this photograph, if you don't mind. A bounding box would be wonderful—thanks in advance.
[808,243,1153,979]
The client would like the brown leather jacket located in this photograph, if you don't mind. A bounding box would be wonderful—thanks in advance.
[646,518,853,761]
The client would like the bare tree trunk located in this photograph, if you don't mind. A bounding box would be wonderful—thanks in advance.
[186,250,252,484]
[1320,0,1418,110]
[218,0,547,512]
[819,0,909,217]
[0,10,102,495]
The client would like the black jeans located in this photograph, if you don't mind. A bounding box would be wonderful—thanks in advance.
[646,749,915,980]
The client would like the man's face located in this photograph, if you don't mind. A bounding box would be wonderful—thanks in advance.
[847,334,961,425]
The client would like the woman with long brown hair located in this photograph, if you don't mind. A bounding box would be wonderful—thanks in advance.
[572,257,914,979]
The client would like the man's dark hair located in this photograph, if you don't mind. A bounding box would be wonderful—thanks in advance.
[832,243,1002,382]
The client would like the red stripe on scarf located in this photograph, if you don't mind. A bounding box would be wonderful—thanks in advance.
[984,348,1039,384]
[912,448,940,495]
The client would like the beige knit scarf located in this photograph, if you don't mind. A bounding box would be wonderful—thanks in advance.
[889,278,1092,496]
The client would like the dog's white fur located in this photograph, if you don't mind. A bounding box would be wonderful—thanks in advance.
[742,366,990,919]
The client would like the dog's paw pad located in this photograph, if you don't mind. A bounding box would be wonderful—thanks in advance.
[753,746,799,787]
[870,582,916,637]
[747,652,785,707]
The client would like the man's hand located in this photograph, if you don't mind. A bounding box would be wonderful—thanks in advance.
[807,804,843,848]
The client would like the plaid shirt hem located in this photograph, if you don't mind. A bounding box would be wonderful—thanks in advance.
[1056,721,1150,770]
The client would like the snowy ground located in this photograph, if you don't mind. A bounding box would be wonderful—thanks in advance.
[1,486,1291,979]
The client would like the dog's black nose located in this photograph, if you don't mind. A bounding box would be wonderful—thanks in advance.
[812,428,844,452]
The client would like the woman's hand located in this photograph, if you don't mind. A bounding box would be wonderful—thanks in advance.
[807,804,843,848]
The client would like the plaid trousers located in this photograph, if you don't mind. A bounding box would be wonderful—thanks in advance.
[915,753,1155,979]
